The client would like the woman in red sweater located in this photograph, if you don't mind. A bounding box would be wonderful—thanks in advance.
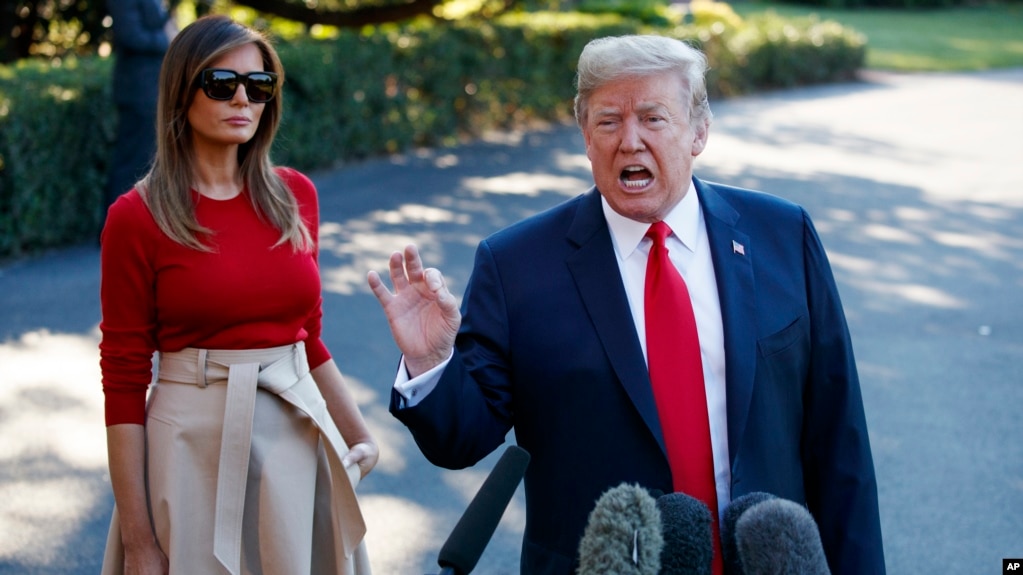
[99,15,375,574]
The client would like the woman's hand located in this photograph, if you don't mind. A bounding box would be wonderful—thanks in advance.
[342,441,380,479]
[308,360,378,480]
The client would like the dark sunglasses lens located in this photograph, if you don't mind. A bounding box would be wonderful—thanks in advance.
[245,73,277,103]
[204,70,240,100]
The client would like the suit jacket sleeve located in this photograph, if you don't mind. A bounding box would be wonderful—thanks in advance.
[799,208,885,573]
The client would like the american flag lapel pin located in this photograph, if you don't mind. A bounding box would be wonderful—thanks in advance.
[732,240,746,256]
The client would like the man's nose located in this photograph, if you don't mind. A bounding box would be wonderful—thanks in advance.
[619,119,646,152]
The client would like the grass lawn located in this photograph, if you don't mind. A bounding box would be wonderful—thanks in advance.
[729,1,1023,71]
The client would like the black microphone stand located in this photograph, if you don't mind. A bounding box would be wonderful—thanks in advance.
[426,446,530,575]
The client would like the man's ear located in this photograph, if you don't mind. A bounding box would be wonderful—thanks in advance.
[692,119,710,156]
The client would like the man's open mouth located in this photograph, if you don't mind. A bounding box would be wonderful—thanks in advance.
[621,166,653,189]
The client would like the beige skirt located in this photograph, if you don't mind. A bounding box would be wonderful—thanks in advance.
[101,342,371,575]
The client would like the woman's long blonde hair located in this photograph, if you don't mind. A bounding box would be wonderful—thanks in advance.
[139,14,311,252]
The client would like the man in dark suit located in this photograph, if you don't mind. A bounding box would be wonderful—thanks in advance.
[368,35,884,574]
[103,0,176,226]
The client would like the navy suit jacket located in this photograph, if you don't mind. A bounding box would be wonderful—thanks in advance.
[392,177,885,574]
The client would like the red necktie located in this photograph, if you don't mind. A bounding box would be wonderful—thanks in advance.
[644,221,722,575]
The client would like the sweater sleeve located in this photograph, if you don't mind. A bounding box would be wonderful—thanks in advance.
[279,167,331,369]
[99,191,159,426]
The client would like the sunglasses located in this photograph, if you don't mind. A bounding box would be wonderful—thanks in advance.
[199,68,278,103]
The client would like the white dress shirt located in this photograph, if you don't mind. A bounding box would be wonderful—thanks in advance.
[394,182,732,515]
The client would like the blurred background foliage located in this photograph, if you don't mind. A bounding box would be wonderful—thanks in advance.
[2,0,1015,64]
[0,0,1020,258]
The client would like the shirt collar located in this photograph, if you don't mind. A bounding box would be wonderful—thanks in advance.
[602,180,702,261]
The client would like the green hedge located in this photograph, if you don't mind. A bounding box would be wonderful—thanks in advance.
[0,57,114,255]
[0,8,865,259]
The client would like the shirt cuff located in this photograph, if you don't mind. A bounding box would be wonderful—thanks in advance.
[393,350,454,409]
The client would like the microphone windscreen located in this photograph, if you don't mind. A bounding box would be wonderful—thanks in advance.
[577,483,663,575]
[655,492,713,575]
[735,498,831,575]
[721,492,776,575]
[437,445,530,574]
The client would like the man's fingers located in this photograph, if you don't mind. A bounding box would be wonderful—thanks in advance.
[403,244,425,282]
[424,268,444,292]
[424,269,461,322]
[387,250,411,290]
[366,270,393,305]
[370,245,454,305]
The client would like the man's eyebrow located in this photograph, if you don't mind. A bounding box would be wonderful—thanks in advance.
[635,102,669,114]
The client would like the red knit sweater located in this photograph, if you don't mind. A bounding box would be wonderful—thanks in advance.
[99,167,330,427]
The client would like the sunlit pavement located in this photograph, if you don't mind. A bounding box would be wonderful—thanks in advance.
[1,68,1021,574]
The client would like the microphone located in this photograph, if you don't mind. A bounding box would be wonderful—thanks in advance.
[655,492,713,575]
[435,445,530,575]
[721,491,776,575]
[577,483,664,575]
[734,498,831,575]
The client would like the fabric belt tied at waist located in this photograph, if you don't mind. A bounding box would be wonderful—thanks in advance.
[156,342,366,575]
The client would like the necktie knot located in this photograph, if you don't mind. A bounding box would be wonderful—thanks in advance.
[646,221,672,247]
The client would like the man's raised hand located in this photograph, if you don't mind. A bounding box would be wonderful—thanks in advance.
[367,244,461,378]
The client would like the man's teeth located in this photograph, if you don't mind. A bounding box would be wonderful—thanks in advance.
[624,178,651,188]
[622,166,651,188]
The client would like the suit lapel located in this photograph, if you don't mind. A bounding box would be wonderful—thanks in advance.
[695,179,757,466]
[565,189,667,455]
